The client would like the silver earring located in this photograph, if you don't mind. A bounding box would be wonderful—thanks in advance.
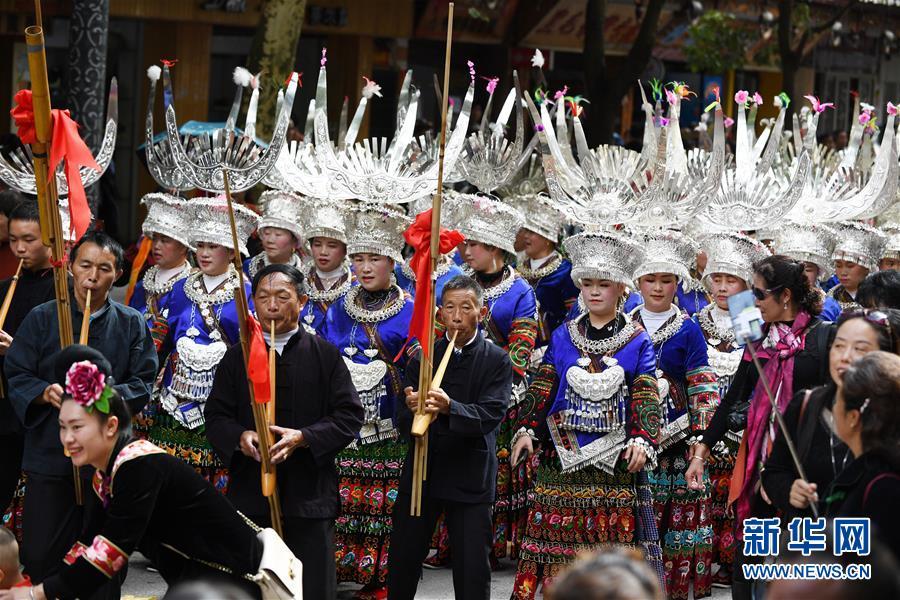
[783,302,788,310]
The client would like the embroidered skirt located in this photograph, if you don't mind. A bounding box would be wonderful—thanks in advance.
[141,394,229,494]
[511,448,665,600]
[334,438,407,586]
[494,400,535,560]
[709,437,740,573]
[649,443,713,600]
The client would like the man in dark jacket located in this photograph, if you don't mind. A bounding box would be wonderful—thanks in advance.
[205,264,363,600]
[5,231,157,588]
[0,202,57,519]
[388,275,513,600]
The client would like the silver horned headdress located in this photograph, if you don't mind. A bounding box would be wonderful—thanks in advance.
[563,231,646,287]
[344,203,411,263]
[258,190,303,241]
[699,231,772,286]
[160,63,298,193]
[188,198,260,256]
[0,80,118,196]
[881,224,900,260]
[141,193,193,249]
[314,51,475,204]
[698,91,816,231]
[830,221,888,271]
[773,222,838,279]
[444,193,524,255]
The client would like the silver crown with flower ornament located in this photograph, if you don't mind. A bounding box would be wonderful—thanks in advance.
[563,231,646,287]
[830,221,888,271]
[772,222,838,279]
[0,80,118,196]
[443,193,524,255]
[631,229,699,286]
[188,197,260,257]
[141,193,193,249]
[525,82,723,229]
[158,63,298,193]
[344,203,411,263]
[298,196,348,244]
[699,232,771,287]
[786,99,899,223]
[258,190,303,241]
[314,50,475,204]
[698,91,816,231]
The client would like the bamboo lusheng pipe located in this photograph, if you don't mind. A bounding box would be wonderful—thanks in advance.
[411,1,455,517]
[26,4,79,504]
[411,330,458,438]
[261,320,277,498]
[0,259,24,331]
[78,289,91,345]
[223,171,283,536]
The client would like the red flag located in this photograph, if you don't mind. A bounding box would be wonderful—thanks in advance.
[247,316,271,404]
[11,89,100,241]
[402,208,465,361]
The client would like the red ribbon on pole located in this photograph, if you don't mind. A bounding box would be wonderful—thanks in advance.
[246,316,272,404]
[403,208,464,361]
[10,89,100,241]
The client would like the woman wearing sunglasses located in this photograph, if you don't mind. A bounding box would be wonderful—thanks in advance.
[760,309,900,522]
[685,255,831,600]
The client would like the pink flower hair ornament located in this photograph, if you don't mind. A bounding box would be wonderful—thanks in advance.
[804,95,835,114]
[65,361,113,414]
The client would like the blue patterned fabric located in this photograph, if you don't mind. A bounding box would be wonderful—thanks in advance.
[820,294,842,322]
[675,282,710,317]
[321,293,414,439]
[394,262,466,303]
[524,258,579,346]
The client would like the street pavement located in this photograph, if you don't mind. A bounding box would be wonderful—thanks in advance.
[122,553,733,599]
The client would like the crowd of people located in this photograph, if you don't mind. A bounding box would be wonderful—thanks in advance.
[0,62,899,600]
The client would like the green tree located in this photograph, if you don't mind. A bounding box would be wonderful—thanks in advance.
[684,11,750,74]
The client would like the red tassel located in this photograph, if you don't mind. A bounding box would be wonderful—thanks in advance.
[247,316,271,404]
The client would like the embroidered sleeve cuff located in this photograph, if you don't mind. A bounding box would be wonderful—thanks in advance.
[82,536,129,578]
[63,541,88,565]
[625,436,657,471]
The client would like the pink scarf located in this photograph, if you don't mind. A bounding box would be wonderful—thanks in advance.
[732,311,812,523]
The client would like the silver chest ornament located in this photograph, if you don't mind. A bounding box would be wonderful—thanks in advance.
[562,356,627,433]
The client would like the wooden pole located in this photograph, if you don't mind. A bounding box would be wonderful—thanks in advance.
[26,2,80,504]
[411,1,455,517]
[0,259,24,331]
[222,171,284,536]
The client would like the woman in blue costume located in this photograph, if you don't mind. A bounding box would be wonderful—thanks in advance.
[509,231,664,599]
[827,221,887,314]
[242,191,305,280]
[513,194,578,350]
[628,230,720,600]
[395,254,463,301]
[694,231,770,588]
[298,199,354,334]
[142,198,258,493]
[446,193,539,561]
[773,222,842,322]
[321,204,413,598]
[128,194,194,351]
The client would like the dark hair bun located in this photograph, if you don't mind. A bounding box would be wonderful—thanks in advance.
[54,344,114,386]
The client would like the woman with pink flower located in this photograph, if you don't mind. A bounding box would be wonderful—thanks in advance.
[1,346,271,600]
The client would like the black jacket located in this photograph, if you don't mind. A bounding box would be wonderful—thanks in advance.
[762,385,851,521]
[824,453,900,560]
[205,327,363,519]
[701,318,832,448]
[5,299,158,476]
[42,438,263,600]
[398,334,512,504]
[0,268,57,436]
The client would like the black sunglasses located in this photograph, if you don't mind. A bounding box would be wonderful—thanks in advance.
[751,284,783,301]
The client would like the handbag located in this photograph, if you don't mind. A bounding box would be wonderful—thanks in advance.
[252,528,303,599]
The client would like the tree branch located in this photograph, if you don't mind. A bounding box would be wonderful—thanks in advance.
[615,0,666,95]
[811,0,860,35]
